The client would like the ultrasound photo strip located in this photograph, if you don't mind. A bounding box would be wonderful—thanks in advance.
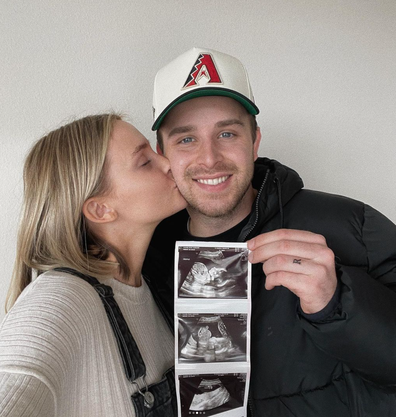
[174,242,252,417]
[176,243,250,300]
[178,373,247,417]
[178,313,248,364]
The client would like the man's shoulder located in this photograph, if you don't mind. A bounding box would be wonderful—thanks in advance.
[283,188,367,232]
[282,189,396,264]
[290,188,365,212]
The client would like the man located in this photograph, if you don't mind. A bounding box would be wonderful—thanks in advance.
[143,47,396,416]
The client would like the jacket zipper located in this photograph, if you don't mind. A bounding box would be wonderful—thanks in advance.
[242,170,270,416]
[147,167,271,416]
[240,168,270,242]
[248,394,255,416]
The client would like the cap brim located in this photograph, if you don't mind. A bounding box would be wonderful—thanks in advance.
[152,87,260,131]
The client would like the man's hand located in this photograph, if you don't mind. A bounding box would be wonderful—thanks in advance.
[247,229,338,314]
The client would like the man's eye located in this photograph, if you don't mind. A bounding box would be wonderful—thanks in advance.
[219,132,234,138]
[179,137,194,144]
[141,160,151,167]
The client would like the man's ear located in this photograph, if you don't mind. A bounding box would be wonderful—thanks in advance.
[156,142,164,155]
[253,127,262,161]
[82,198,117,224]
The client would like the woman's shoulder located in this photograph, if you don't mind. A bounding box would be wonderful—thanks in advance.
[16,269,99,308]
[0,270,109,385]
[1,270,105,340]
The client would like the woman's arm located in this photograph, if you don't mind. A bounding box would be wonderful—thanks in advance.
[0,372,54,417]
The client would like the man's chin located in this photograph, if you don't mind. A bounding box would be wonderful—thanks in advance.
[184,185,253,219]
[187,202,238,219]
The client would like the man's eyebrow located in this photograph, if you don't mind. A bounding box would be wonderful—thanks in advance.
[167,119,244,138]
[167,125,196,138]
[215,119,244,128]
[132,142,149,155]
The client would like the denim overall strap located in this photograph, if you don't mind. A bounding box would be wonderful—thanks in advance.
[54,267,146,381]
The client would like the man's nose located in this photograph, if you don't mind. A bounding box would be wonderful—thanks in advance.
[196,140,222,167]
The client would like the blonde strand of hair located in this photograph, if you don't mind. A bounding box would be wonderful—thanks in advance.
[6,113,127,313]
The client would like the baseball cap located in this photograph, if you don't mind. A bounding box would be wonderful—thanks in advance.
[152,47,260,130]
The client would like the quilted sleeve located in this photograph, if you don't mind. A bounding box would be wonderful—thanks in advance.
[300,204,396,387]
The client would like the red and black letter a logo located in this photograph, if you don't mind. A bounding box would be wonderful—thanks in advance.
[183,53,222,88]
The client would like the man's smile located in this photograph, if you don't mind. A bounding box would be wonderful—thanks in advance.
[195,175,230,185]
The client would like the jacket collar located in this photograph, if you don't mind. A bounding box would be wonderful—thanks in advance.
[240,157,304,240]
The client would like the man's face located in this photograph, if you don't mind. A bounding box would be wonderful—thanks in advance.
[157,96,261,219]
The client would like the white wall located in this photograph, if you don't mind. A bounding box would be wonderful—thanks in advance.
[1,0,395,320]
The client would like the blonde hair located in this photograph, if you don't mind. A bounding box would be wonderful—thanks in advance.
[6,113,123,312]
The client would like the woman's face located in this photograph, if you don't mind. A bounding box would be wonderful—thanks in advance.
[104,120,187,226]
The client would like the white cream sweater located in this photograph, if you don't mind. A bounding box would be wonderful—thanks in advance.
[0,270,174,416]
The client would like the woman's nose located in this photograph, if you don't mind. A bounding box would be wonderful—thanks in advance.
[156,152,172,175]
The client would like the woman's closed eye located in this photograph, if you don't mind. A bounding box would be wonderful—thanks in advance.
[140,159,151,167]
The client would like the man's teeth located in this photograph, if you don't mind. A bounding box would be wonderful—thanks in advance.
[197,176,229,185]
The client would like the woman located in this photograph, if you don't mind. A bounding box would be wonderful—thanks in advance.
[0,114,187,416]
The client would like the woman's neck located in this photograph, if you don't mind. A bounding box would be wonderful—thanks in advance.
[100,224,156,287]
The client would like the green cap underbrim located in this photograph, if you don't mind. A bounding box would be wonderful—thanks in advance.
[152,87,260,131]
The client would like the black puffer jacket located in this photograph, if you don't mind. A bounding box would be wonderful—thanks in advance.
[143,157,396,416]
